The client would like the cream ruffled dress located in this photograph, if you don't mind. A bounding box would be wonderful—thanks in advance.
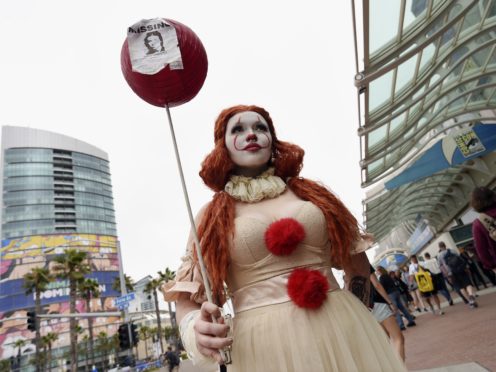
[163,170,407,372]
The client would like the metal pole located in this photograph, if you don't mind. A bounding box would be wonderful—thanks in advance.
[116,241,134,360]
[164,105,231,365]
[164,105,213,303]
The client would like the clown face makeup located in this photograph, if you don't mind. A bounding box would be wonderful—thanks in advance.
[225,111,273,176]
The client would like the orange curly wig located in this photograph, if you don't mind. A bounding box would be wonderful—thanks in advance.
[196,105,360,303]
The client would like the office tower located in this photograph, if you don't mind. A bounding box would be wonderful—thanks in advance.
[0,126,121,367]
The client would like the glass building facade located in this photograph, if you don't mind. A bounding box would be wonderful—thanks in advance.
[0,126,121,366]
[351,0,496,260]
[2,148,117,238]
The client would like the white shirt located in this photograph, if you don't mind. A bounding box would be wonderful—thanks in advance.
[421,258,442,275]
[408,263,419,276]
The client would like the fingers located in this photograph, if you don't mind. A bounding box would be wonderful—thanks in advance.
[194,302,233,363]
[200,301,222,320]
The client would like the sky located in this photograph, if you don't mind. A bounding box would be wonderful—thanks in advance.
[0,1,369,293]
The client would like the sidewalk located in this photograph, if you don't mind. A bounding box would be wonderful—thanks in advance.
[158,288,496,372]
[407,287,496,371]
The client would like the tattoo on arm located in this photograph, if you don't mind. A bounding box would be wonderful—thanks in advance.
[349,276,370,307]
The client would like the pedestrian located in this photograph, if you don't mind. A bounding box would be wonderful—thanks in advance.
[370,266,406,361]
[376,266,416,330]
[165,346,180,372]
[465,244,496,285]
[470,186,496,274]
[438,241,478,308]
[393,270,415,311]
[459,246,488,290]
[410,255,444,315]
[422,252,453,305]
[407,259,430,313]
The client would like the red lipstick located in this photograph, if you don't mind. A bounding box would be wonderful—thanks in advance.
[243,143,262,151]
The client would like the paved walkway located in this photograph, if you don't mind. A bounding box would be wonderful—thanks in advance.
[159,288,496,372]
[407,287,496,371]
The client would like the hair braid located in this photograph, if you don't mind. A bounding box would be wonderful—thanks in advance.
[288,177,360,268]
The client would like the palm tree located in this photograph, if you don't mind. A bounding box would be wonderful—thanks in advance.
[42,332,58,372]
[96,332,110,371]
[23,267,53,371]
[144,278,164,354]
[139,326,151,359]
[157,268,177,328]
[80,335,90,372]
[110,333,120,368]
[40,336,48,372]
[162,326,180,344]
[112,274,135,294]
[52,249,90,372]
[78,278,100,366]
[14,339,25,367]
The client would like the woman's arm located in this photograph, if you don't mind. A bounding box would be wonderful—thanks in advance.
[343,252,371,307]
[473,221,496,270]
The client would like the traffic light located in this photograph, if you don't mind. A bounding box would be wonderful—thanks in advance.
[130,323,139,346]
[26,311,36,332]
[118,323,130,349]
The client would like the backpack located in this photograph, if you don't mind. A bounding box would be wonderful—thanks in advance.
[415,267,434,293]
[479,213,496,241]
[444,250,467,274]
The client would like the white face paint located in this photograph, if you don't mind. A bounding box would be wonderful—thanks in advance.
[225,111,273,176]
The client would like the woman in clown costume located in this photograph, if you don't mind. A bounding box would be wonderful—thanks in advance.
[162,105,406,372]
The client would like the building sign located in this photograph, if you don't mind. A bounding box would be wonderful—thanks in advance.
[453,128,485,157]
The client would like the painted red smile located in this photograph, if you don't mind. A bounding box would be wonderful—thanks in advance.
[243,143,262,151]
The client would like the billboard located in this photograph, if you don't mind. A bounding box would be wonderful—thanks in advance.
[0,234,122,359]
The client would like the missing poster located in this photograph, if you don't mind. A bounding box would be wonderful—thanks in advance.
[127,18,184,74]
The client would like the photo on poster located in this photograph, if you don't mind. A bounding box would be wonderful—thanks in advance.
[127,18,184,74]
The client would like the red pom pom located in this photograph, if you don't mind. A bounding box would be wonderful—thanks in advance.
[287,269,329,309]
[264,218,305,256]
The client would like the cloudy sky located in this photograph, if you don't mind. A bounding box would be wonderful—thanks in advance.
[0,1,369,289]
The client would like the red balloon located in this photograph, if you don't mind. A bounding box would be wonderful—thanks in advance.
[121,19,208,107]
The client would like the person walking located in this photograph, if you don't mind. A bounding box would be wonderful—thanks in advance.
[392,270,414,311]
[465,244,496,286]
[405,264,429,313]
[370,266,406,361]
[164,346,180,372]
[459,247,488,290]
[376,266,416,330]
[409,255,444,315]
[422,253,453,306]
[471,186,496,274]
[438,241,478,308]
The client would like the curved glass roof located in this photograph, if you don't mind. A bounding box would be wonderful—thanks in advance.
[353,0,496,242]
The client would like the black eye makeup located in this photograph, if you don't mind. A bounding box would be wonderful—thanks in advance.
[255,123,268,131]
[231,125,243,134]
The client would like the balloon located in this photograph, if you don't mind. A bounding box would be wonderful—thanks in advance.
[121,18,208,108]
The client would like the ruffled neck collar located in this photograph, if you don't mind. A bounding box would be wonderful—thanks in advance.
[224,167,286,203]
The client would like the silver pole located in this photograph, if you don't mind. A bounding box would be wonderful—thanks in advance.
[117,241,134,360]
[164,105,231,364]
